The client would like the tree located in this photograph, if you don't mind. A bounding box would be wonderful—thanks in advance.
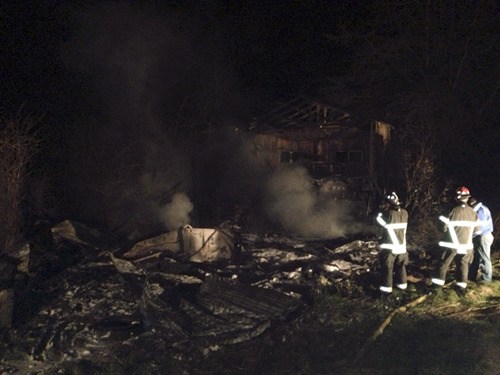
[0,113,40,330]
[325,0,499,207]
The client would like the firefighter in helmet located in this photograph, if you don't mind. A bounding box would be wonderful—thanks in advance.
[376,192,409,295]
[431,186,478,290]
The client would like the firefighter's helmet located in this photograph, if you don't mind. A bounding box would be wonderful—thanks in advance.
[384,192,400,207]
[455,186,471,202]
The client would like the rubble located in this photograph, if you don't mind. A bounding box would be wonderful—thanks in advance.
[123,222,236,262]
[1,220,381,371]
[51,220,117,249]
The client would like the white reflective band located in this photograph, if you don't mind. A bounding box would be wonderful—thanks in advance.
[378,215,407,254]
[456,282,467,289]
[432,278,445,286]
[438,241,472,254]
[439,215,478,228]
[376,214,386,227]
[438,216,475,253]
[384,223,407,229]
[439,215,449,223]
[396,283,407,290]
[380,243,406,254]
[379,286,393,293]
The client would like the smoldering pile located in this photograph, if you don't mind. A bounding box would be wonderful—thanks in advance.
[3,219,379,370]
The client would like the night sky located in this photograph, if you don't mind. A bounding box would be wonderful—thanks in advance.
[0,1,498,232]
[1,1,353,119]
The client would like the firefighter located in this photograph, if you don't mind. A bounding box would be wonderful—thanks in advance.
[376,192,409,295]
[431,186,478,290]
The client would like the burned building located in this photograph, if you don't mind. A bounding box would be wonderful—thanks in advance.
[249,96,393,207]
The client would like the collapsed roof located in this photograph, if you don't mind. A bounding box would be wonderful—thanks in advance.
[250,96,352,134]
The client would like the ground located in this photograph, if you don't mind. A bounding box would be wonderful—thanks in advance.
[0,234,499,375]
[187,274,500,375]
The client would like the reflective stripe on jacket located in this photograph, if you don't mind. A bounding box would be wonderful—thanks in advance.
[377,207,408,254]
[439,204,478,254]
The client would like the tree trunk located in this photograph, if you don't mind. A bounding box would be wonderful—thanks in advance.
[0,289,14,330]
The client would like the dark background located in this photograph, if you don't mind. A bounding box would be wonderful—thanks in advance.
[0,1,359,115]
[1,1,498,234]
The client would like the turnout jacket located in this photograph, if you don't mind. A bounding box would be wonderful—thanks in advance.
[377,207,408,254]
[440,203,478,254]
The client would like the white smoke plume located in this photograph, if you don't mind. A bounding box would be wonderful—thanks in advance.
[60,2,239,238]
[263,165,359,238]
[157,192,193,230]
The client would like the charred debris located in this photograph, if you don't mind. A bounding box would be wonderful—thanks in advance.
[0,218,394,364]
[0,96,406,369]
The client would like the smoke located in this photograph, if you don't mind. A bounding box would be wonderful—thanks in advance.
[57,2,364,240]
[195,132,367,239]
[59,2,240,238]
[64,3,191,122]
[263,165,360,238]
[157,192,193,230]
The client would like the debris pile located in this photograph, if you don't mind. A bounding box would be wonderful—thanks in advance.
[2,220,381,370]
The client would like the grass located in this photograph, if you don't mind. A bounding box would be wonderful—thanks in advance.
[2,264,499,375]
[184,277,500,375]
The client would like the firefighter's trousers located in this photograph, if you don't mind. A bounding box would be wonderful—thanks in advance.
[435,248,473,284]
[379,250,408,289]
